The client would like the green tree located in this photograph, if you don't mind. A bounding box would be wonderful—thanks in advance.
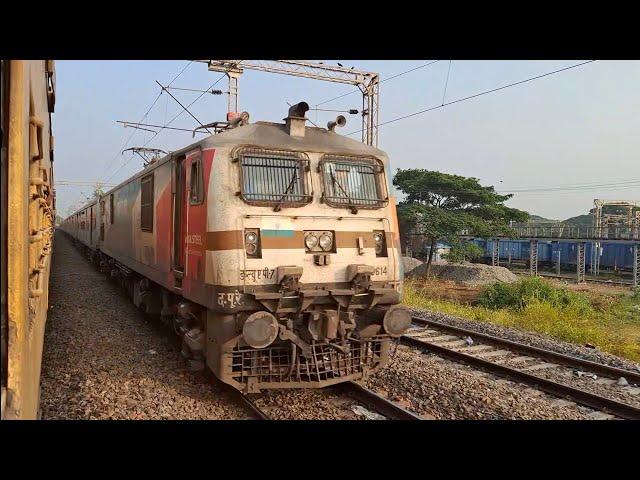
[442,241,485,264]
[393,169,529,274]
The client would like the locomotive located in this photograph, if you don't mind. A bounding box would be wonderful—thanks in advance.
[1,60,56,419]
[61,102,410,393]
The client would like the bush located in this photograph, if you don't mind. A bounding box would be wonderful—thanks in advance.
[403,277,640,361]
[478,277,593,315]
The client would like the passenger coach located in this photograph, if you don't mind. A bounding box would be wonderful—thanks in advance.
[62,102,410,392]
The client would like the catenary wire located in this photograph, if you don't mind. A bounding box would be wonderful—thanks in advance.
[346,60,596,136]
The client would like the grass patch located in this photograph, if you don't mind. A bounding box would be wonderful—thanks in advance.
[403,277,640,362]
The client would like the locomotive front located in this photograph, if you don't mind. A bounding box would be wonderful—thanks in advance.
[200,103,410,392]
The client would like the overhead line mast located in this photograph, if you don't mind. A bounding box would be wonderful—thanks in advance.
[196,60,381,147]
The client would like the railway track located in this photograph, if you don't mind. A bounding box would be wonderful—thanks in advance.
[233,381,423,420]
[403,316,640,420]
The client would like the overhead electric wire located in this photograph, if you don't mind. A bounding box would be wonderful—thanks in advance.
[441,60,452,104]
[99,92,162,178]
[140,73,225,146]
[101,61,193,181]
[501,178,640,190]
[390,180,640,199]
[501,181,640,193]
[314,60,440,108]
[346,60,596,136]
[105,73,225,183]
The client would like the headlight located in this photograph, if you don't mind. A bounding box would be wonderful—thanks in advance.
[244,229,261,258]
[246,231,258,244]
[305,230,334,253]
[373,230,387,257]
[319,234,333,251]
[305,233,319,250]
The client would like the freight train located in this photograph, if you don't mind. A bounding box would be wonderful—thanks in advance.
[1,60,56,419]
[471,238,636,272]
[61,103,410,393]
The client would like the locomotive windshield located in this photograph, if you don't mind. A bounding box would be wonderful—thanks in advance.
[320,155,388,210]
[238,149,312,209]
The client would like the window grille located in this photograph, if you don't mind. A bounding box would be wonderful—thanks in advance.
[320,155,387,210]
[238,148,311,208]
[140,173,154,232]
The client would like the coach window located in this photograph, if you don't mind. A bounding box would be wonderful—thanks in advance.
[141,173,154,232]
[110,193,114,224]
[190,156,204,205]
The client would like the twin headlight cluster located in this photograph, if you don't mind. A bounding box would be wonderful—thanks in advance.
[304,231,334,253]
[243,229,386,257]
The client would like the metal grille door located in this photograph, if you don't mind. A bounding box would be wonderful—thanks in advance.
[577,242,586,283]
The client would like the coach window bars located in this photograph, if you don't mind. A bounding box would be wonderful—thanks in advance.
[189,156,204,205]
[319,155,388,213]
[236,148,312,210]
[110,194,114,224]
[99,200,105,241]
[140,173,154,232]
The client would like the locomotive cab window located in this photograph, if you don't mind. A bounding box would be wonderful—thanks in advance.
[140,173,154,232]
[237,148,311,209]
[320,155,388,211]
[190,156,204,205]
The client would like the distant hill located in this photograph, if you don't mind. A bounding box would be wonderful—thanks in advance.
[562,214,592,226]
[528,215,558,223]
[527,205,638,226]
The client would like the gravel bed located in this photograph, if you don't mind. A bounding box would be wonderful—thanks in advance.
[408,262,518,286]
[249,389,366,420]
[362,346,593,420]
[519,363,640,407]
[411,308,640,373]
[40,233,249,420]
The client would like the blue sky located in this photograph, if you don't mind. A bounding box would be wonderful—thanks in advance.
[54,60,640,219]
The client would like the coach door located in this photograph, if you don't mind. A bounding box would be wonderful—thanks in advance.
[173,156,187,286]
[184,150,205,285]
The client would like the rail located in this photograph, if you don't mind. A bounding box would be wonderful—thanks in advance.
[234,382,423,420]
[404,316,640,420]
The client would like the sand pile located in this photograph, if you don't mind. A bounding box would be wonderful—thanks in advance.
[407,262,518,286]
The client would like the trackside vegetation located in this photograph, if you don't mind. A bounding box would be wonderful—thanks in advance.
[403,277,640,362]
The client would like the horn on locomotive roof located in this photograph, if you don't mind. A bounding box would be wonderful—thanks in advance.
[229,111,250,128]
[327,115,346,132]
[288,102,309,118]
[285,102,309,138]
